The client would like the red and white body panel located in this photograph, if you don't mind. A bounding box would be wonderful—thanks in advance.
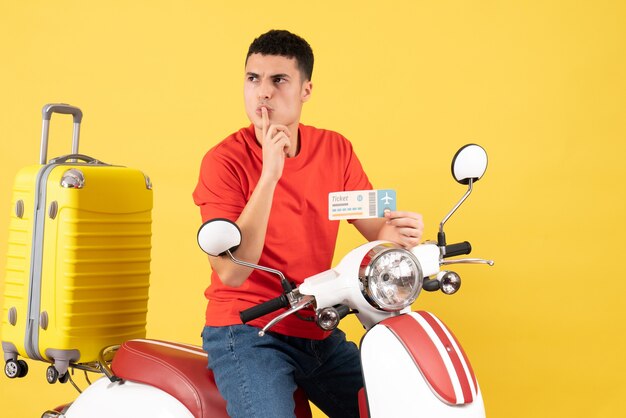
[65,377,194,418]
[360,311,485,418]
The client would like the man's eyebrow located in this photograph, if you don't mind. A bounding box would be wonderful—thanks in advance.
[245,72,291,79]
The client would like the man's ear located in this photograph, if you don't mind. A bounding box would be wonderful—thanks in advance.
[301,81,313,103]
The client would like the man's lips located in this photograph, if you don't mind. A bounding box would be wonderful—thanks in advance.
[256,105,273,115]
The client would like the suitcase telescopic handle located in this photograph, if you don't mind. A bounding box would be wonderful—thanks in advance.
[40,103,83,164]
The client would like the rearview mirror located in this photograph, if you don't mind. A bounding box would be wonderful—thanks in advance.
[197,219,242,257]
[438,144,489,247]
[451,144,488,185]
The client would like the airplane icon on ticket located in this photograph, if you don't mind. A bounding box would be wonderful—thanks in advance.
[380,192,394,205]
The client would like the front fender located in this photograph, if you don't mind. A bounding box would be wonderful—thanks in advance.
[360,311,485,418]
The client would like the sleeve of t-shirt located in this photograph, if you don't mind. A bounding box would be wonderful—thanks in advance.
[192,148,246,223]
[340,137,373,225]
[342,139,373,192]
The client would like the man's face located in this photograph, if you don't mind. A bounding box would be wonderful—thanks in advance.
[244,53,312,136]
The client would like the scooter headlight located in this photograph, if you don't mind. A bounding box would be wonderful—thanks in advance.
[359,244,423,311]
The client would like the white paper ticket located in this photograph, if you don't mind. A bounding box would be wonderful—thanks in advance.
[328,189,397,220]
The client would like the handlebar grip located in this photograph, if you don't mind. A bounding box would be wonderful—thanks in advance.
[444,241,472,258]
[335,304,351,319]
[240,295,289,324]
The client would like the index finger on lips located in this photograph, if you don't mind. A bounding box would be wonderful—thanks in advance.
[262,107,269,140]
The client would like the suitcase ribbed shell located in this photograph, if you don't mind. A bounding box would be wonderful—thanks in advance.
[2,162,152,372]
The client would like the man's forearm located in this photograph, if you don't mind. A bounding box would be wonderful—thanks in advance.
[209,177,278,287]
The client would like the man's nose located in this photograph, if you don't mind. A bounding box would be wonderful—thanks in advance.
[258,78,273,100]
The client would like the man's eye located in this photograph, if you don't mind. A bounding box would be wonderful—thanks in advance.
[247,76,258,82]
[273,77,285,84]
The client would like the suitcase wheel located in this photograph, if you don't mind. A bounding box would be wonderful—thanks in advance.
[45,365,70,384]
[58,371,70,384]
[5,359,28,379]
[46,365,59,384]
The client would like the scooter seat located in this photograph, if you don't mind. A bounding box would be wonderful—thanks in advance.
[111,339,312,418]
[111,339,229,418]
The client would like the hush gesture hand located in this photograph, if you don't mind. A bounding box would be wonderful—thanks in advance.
[260,107,292,183]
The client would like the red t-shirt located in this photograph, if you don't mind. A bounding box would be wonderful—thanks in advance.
[193,124,372,339]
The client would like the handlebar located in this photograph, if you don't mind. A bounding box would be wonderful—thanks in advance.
[240,294,289,323]
[443,241,472,258]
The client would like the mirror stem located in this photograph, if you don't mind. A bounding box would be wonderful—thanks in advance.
[225,250,294,292]
[438,179,474,246]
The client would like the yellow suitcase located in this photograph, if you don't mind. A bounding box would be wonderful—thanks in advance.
[1,104,152,383]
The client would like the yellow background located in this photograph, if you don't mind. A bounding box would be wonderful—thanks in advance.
[1,0,625,416]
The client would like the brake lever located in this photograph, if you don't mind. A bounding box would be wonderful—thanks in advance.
[258,295,315,337]
[441,258,494,266]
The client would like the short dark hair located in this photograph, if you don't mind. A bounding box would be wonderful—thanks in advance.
[246,30,314,81]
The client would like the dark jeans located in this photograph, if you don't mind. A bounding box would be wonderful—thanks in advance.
[202,324,363,418]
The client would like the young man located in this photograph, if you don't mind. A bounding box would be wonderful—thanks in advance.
[193,30,423,418]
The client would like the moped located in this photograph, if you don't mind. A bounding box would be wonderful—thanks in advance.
[42,144,493,418]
